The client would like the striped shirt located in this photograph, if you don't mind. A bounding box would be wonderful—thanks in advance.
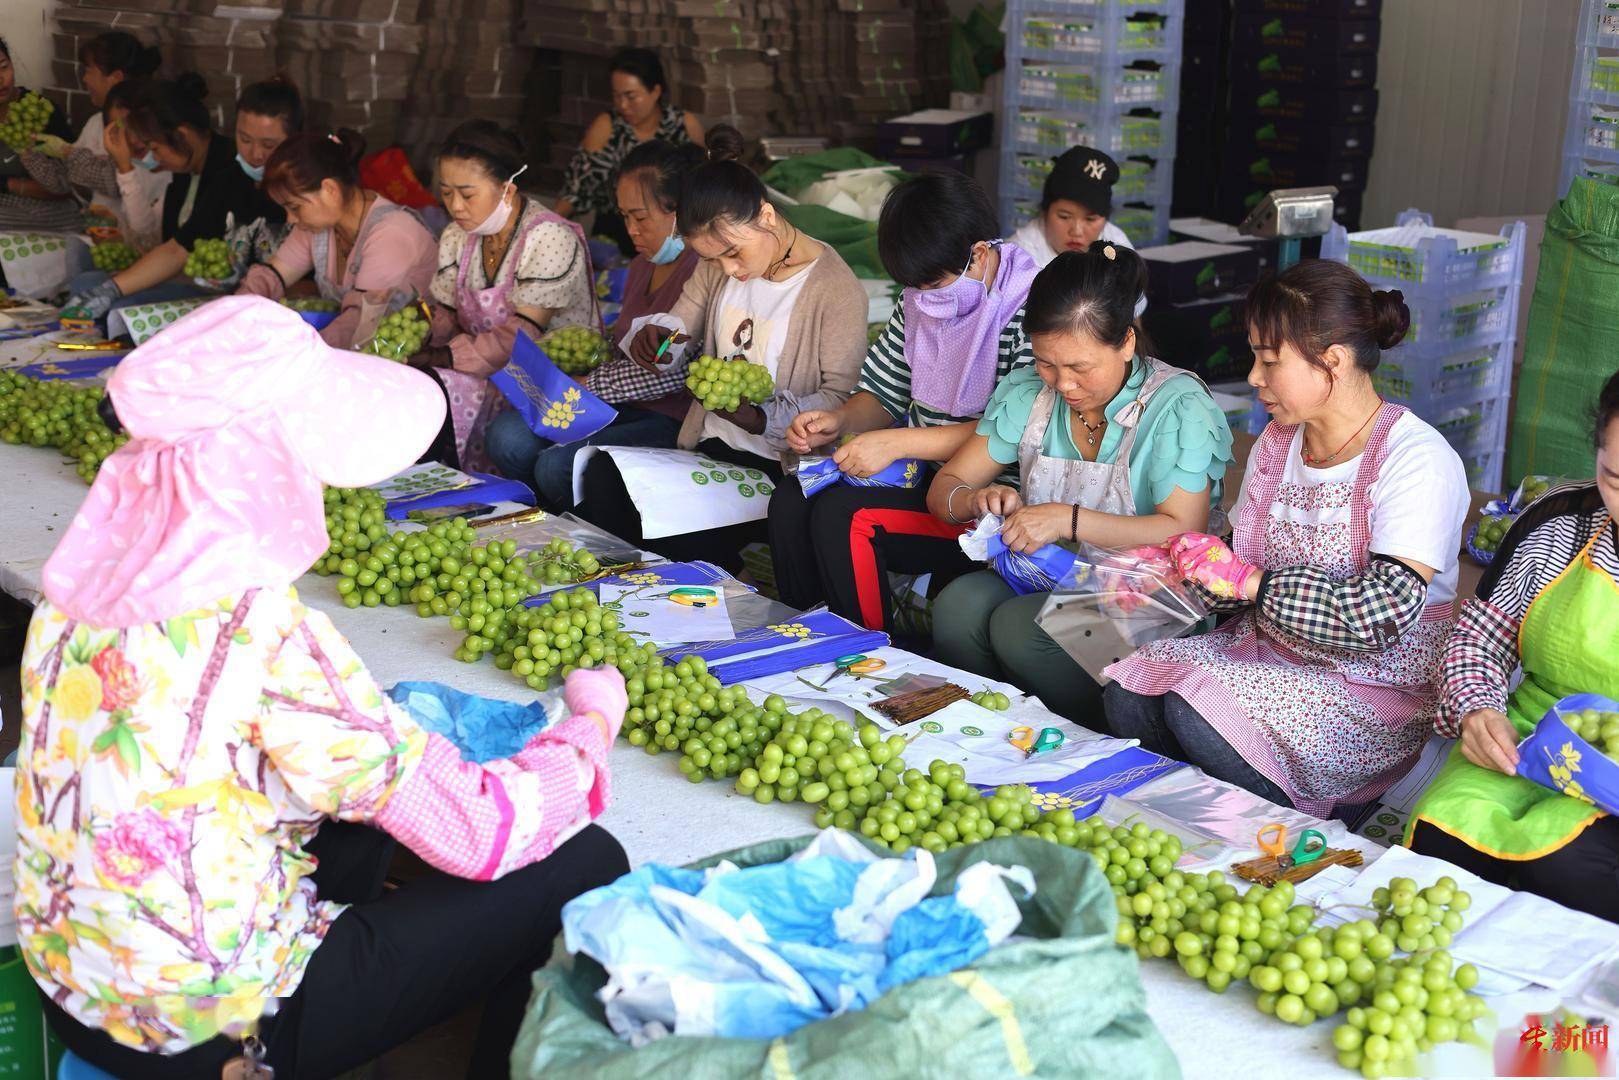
[857,303,1036,429]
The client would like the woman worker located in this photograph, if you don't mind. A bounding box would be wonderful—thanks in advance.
[768,169,1039,632]
[17,296,629,1078]
[1405,371,1619,922]
[19,32,166,244]
[63,76,296,325]
[485,137,704,508]
[554,47,704,252]
[1010,145,1134,267]
[578,126,868,570]
[1105,260,1471,820]
[409,120,595,470]
[0,37,77,232]
[926,244,1233,725]
[236,130,438,350]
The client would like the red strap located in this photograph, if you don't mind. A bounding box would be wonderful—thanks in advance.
[1347,403,1408,570]
[847,508,967,630]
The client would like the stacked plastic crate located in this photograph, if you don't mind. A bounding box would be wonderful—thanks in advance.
[997,0,1184,246]
[1323,210,1527,493]
[1559,0,1619,196]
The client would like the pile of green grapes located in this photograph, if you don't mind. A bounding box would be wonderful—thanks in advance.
[364,305,430,360]
[0,371,127,482]
[91,242,137,273]
[545,326,607,374]
[183,238,232,280]
[532,536,602,585]
[971,690,1012,710]
[1470,514,1514,557]
[283,297,340,313]
[1564,707,1619,756]
[0,92,54,148]
[686,354,774,412]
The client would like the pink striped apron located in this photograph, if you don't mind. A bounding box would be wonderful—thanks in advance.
[438,202,593,470]
[1105,404,1455,816]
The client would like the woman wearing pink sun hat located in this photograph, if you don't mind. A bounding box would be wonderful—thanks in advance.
[17,296,628,1078]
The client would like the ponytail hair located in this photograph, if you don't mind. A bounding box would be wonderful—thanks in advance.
[1246,259,1409,375]
[676,124,766,237]
[263,129,366,203]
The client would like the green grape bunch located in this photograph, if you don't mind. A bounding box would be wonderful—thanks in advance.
[183,238,233,281]
[0,371,128,483]
[282,297,340,313]
[0,91,54,149]
[1471,514,1514,556]
[533,537,601,586]
[91,242,137,273]
[685,354,774,412]
[1564,707,1619,757]
[545,326,607,375]
[971,690,1012,711]
[364,305,430,361]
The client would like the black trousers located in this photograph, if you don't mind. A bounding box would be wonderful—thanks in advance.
[767,480,974,632]
[416,367,462,469]
[43,822,629,1080]
[576,438,782,574]
[1410,816,1619,923]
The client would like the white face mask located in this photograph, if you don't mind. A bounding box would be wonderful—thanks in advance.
[467,165,528,237]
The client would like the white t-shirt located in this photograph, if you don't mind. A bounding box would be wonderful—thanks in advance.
[1010,216,1134,268]
[700,263,815,459]
[1230,411,1471,605]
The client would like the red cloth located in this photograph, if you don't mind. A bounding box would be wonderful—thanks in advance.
[359,148,437,210]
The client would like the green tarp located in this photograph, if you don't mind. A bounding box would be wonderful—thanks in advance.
[511,835,1180,1080]
[762,151,907,281]
[1509,177,1617,486]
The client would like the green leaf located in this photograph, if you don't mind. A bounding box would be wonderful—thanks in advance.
[91,727,119,753]
[166,616,192,656]
[114,725,141,771]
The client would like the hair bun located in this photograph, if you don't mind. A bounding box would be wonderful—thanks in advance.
[333,127,367,164]
[705,123,744,165]
[1371,288,1411,350]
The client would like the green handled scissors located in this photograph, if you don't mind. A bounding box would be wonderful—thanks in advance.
[1257,823,1326,870]
[819,652,887,687]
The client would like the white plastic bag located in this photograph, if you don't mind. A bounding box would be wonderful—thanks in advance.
[0,232,89,299]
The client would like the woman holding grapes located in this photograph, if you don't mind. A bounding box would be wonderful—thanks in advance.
[767,170,1039,633]
[234,129,437,349]
[17,296,629,1077]
[924,245,1234,724]
[1404,371,1619,921]
[63,75,295,327]
[407,120,595,471]
[577,126,868,569]
[485,136,705,508]
[0,37,78,233]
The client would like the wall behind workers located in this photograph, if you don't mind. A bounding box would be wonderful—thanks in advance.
[1,0,55,93]
[1363,0,1579,228]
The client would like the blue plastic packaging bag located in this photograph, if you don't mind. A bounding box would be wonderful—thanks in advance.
[490,332,619,445]
[957,514,1078,595]
[387,681,554,762]
[383,471,535,520]
[299,309,337,331]
[794,455,925,498]
[560,830,1033,1043]
[1517,692,1619,814]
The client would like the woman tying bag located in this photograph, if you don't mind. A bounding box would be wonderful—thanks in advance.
[1009,145,1134,267]
[578,126,867,570]
[236,130,437,349]
[19,32,166,245]
[18,297,629,1078]
[768,170,1038,632]
[485,137,704,507]
[411,120,595,470]
[925,244,1233,725]
[1105,261,1470,819]
[63,76,294,326]
[1404,373,1619,921]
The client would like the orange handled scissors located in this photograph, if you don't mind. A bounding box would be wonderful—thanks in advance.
[1257,823,1326,869]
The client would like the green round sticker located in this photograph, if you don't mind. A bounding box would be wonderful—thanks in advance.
[746,468,763,480]
[728,469,745,482]
[759,481,774,496]
[709,470,726,483]
[691,472,708,485]
[961,726,983,737]
[738,484,754,497]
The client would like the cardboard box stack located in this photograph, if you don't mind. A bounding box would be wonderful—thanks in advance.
[402,0,531,174]
[276,0,423,148]
[1216,0,1381,229]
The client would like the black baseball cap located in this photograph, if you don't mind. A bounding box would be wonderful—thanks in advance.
[1041,146,1121,216]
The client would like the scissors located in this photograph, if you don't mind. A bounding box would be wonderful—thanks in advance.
[1257,823,1326,870]
[820,653,886,687]
[1009,726,1065,758]
[663,586,719,608]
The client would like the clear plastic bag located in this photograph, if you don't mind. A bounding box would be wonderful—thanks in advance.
[957,514,1077,595]
[1034,544,1209,682]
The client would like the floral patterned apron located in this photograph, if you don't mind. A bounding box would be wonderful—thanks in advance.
[439,204,592,471]
[1106,405,1455,816]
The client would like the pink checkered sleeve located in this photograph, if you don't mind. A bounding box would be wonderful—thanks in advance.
[1435,598,1518,738]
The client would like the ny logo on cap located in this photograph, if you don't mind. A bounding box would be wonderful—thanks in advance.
[1084,158,1107,180]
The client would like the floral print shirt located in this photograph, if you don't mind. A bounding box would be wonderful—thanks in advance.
[15,587,428,1053]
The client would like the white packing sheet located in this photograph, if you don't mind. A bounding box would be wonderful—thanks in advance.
[739,647,1024,727]
[599,579,734,645]
[885,701,1135,787]
[572,446,776,538]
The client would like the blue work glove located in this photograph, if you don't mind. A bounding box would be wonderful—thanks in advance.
[63,277,122,320]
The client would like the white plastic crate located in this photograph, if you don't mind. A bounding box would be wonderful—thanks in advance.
[1457,446,1506,494]
[1430,396,1508,463]
[1016,62,1170,108]
[1010,153,1164,205]
[1373,338,1513,419]
[1344,227,1519,293]
[1011,107,1163,156]
[1562,0,1619,196]
[1403,287,1515,352]
[1019,13,1173,59]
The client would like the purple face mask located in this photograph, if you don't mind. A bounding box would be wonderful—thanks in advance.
[911,248,988,320]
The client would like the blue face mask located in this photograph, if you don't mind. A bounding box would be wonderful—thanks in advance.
[135,150,159,171]
[236,153,264,182]
[648,223,685,266]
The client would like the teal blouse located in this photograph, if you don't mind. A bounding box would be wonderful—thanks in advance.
[976,359,1234,511]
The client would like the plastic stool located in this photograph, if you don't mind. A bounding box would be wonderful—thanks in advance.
[57,1050,118,1080]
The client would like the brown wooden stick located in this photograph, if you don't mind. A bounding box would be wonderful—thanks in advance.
[1230,847,1365,887]
[873,684,970,724]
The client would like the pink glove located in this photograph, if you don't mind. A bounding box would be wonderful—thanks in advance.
[1168,533,1260,600]
[563,667,627,744]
